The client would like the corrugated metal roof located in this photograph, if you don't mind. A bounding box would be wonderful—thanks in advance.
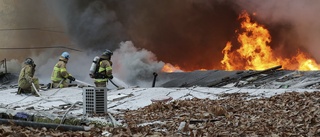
[158,69,320,89]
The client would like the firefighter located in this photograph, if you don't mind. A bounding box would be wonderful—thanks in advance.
[17,58,40,96]
[50,52,75,88]
[93,49,113,87]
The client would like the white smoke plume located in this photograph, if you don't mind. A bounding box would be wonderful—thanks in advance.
[16,41,164,88]
[112,41,165,87]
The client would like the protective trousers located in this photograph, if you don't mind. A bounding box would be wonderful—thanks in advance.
[18,78,39,95]
[94,81,107,87]
[52,80,68,88]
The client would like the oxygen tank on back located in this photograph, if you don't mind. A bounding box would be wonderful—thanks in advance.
[89,56,100,77]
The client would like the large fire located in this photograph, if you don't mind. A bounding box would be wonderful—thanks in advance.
[221,11,320,71]
[162,11,320,72]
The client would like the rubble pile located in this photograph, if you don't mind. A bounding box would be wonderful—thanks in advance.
[110,91,320,136]
[0,91,320,136]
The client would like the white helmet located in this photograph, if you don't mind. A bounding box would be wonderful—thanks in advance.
[61,52,70,59]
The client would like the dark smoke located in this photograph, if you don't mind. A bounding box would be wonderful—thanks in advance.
[45,0,241,70]
[46,0,320,70]
[122,0,241,71]
[45,0,128,51]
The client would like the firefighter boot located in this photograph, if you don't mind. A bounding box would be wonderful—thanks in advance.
[17,87,26,95]
[17,87,22,94]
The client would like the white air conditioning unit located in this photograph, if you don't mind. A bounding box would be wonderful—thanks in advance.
[83,87,108,115]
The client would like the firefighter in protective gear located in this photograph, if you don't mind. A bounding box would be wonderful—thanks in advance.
[50,52,75,88]
[17,58,40,96]
[94,49,113,87]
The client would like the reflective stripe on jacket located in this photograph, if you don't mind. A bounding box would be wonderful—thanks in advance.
[95,60,112,82]
[51,59,71,82]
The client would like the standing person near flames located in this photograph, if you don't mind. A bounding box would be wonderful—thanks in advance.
[50,52,76,88]
[17,58,40,96]
[89,49,113,87]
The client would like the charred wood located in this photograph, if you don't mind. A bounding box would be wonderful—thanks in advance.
[207,65,282,87]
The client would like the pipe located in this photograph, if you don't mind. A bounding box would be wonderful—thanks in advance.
[0,118,90,131]
[152,72,158,87]
[4,58,7,74]
[0,46,82,52]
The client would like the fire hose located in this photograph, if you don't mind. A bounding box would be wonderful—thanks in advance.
[108,79,119,88]
[74,78,124,89]
[108,78,125,90]
[74,79,94,87]
[31,83,41,97]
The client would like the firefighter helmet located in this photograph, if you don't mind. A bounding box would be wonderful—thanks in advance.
[102,49,113,56]
[61,52,70,59]
[24,58,34,65]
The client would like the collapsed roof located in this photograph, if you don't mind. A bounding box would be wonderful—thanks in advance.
[158,65,320,89]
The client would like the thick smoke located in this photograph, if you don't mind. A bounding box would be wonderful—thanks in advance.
[44,0,241,71]
[234,0,320,61]
[44,0,128,51]
[112,41,164,86]
[48,0,320,70]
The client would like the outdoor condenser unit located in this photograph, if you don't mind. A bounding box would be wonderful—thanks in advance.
[83,87,108,115]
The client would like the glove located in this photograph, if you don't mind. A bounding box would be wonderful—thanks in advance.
[107,75,113,79]
[67,76,76,81]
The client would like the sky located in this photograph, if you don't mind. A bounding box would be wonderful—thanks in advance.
[1,0,320,87]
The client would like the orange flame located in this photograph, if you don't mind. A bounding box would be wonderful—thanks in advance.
[221,11,320,71]
[162,63,183,72]
[295,51,320,70]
